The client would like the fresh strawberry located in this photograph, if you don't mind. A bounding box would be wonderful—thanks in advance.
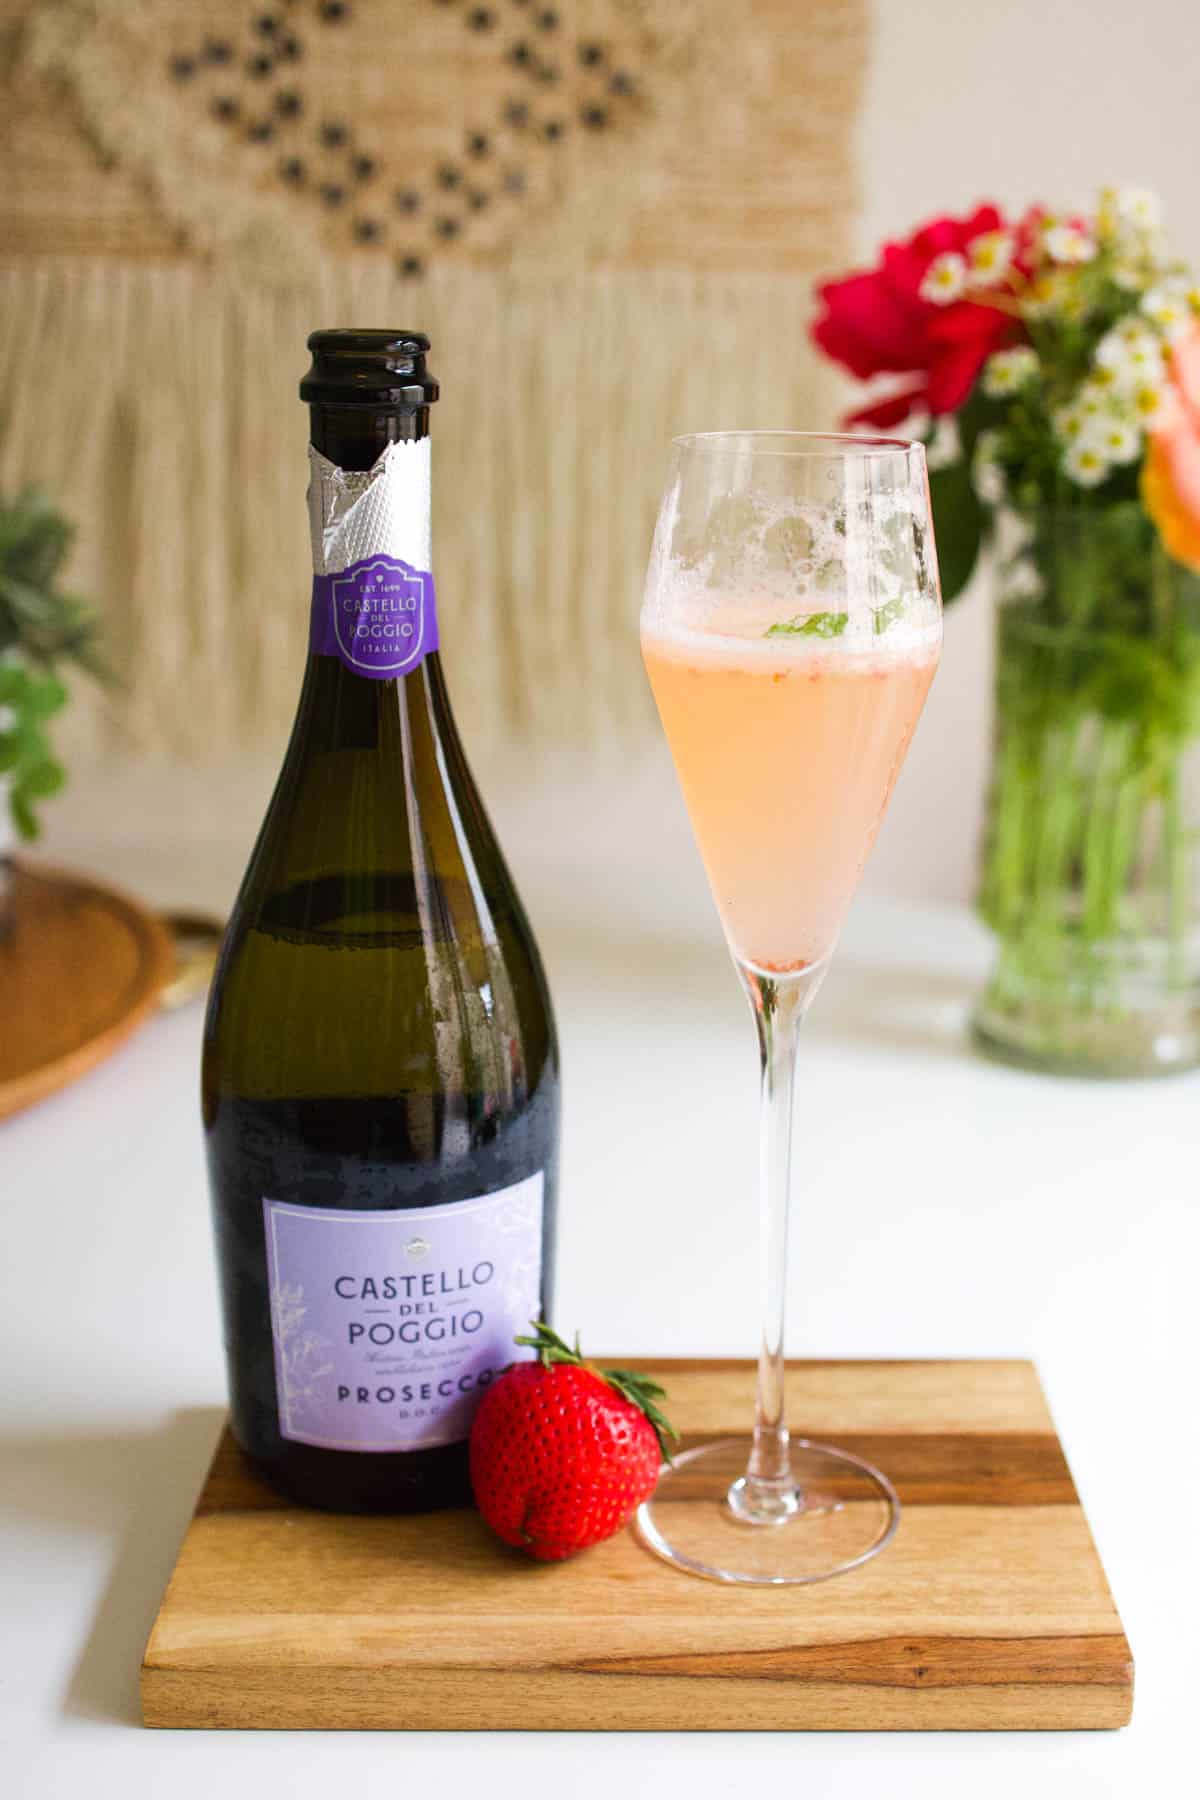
[469,1322,678,1561]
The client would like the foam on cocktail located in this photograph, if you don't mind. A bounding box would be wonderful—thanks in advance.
[643,490,941,660]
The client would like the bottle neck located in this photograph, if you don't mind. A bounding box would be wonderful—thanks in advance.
[305,404,438,687]
[308,403,429,470]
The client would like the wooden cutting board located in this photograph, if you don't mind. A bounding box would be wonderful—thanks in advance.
[0,860,175,1120]
[141,1359,1133,1732]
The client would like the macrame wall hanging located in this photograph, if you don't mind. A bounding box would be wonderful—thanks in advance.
[0,0,868,757]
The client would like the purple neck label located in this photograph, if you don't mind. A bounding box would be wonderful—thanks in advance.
[310,554,439,679]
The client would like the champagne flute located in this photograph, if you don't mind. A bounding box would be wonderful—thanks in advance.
[637,433,941,1584]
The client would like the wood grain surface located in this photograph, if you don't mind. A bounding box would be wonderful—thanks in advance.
[0,860,174,1119]
[141,1360,1134,1732]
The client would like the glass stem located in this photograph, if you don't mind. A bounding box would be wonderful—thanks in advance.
[730,961,827,1524]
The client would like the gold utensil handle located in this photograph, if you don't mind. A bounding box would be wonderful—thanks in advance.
[160,910,225,1010]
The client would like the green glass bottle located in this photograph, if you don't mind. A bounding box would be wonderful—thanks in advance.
[202,331,559,1512]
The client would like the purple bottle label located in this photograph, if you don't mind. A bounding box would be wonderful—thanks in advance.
[263,1175,543,1452]
[309,554,439,679]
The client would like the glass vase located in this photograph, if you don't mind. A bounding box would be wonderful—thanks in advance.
[972,509,1200,1076]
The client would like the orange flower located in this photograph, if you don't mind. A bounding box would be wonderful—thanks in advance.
[1142,325,1200,570]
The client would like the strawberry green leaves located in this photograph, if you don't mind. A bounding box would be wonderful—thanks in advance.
[514,1321,679,1463]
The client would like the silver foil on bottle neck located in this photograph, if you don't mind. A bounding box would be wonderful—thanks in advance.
[307,437,432,576]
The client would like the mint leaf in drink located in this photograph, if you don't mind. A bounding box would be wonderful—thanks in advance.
[765,611,849,639]
[872,595,908,635]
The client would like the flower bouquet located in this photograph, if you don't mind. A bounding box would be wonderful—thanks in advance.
[813,187,1200,1075]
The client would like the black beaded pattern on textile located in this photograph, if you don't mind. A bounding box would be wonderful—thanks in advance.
[163,0,644,260]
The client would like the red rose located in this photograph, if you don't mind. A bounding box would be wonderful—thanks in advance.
[812,205,1023,428]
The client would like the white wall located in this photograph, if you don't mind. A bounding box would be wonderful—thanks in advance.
[857,0,1200,903]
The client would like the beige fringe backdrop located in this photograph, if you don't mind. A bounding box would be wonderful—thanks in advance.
[0,0,869,758]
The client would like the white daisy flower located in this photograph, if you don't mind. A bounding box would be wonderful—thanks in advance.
[1094,322,1166,390]
[981,346,1040,397]
[967,230,1015,286]
[1004,558,1043,600]
[1099,185,1164,237]
[1116,317,1163,350]
[1150,270,1200,315]
[926,415,962,471]
[1123,341,1166,384]
[1064,442,1111,486]
[1133,382,1179,429]
[1086,362,1123,392]
[1081,414,1142,465]
[1079,382,1113,415]
[1142,285,1193,342]
[972,429,1006,504]
[919,252,968,305]
[1054,382,1113,446]
[1054,405,1085,444]
[0,704,16,734]
[973,462,1006,506]
[1043,223,1097,265]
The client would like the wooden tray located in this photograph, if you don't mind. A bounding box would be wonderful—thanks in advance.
[141,1359,1133,1733]
[0,860,175,1120]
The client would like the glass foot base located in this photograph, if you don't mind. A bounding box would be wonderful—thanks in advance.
[635,1436,899,1586]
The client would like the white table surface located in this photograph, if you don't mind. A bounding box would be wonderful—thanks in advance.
[3,753,1198,1799]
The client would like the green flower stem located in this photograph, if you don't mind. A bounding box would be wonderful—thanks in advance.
[980,548,1199,1060]
[1162,762,1188,991]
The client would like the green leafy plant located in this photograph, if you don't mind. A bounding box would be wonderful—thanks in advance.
[0,486,103,842]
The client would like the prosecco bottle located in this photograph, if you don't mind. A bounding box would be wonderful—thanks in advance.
[202,331,559,1512]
